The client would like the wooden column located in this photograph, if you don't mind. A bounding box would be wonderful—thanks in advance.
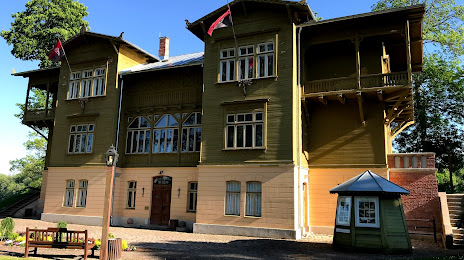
[355,35,361,89]
[100,166,115,260]
[405,20,412,83]
[24,84,31,116]
[45,82,50,118]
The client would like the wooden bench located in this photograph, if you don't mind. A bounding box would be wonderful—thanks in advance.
[25,227,95,259]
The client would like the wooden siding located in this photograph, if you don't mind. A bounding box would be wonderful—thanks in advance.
[305,101,387,167]
[201,7,299,165]
[196,166,296,229]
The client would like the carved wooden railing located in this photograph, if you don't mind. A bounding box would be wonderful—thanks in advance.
[23,108,55,122]
[304,71,409,94]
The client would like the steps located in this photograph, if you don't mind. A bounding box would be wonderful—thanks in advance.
[447,194,464,247]
[0,191,40,218]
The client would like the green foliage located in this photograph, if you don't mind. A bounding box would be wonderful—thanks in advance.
[108,233,114,239]
[121,240,128,250]
[0,0,89,68]
[8,233,19,241]
[437,169,464,193]
[14,236,25,243]
[0,218,15,240]
[57,221,67,229]
[94,239,101,250]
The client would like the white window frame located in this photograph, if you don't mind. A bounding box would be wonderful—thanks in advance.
[225,111,264,149]
[68,124,94,154]
[225,181,241,216]
[336,196,351,226]
[67,68,107,100]
[187,182,198,212]
[238,45,254,80]
[257,42,275,78]
[63,180,75,207]
[246,182,261,217]
[153,114,179,154]
[76,180,88,208]
[93,68,106,96]
[68,71,81,99]
[181,112,201,153]
[355,196,380,228]
[219,48,235,82]
[126,116,151,154]
[127,181,137,209]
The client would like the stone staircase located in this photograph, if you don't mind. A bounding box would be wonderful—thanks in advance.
[447,194,464,247]
[0,191,40,218]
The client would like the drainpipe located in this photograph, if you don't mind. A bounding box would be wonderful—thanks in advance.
[297,26,303,236]
[110,75,124,225]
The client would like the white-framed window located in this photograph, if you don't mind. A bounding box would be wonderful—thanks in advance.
[126,116,151,154]
[355,196,380,228]
[257,42,275,78]
[77,180,88,207]
[336,196,351,226]
[153,114,179,153]
[238,45,254,80]
[127,181,136,209]
[225,181,241,216]
[93,68,106,96]
[225,111,264,149]
[220,48,235,82]
[187,182,198,212]
[63,180,75,207]
[181,112,201,152]
[68,72,80,99]
[68,124,94,154]
[67,68,106,99]
[246,182,261,217]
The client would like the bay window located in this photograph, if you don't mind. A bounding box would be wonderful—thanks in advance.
[153,114,179,153]
[182,112,201,152]
[126,116,151,154]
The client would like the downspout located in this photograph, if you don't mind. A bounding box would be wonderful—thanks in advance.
[297,26,303,236]
[110,75,124,225]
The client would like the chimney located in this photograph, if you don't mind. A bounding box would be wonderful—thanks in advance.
[159,36,170,61]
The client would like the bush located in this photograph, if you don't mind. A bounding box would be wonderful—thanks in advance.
[15,236,26,242]
[0,217,15,240]
[8,232,19,241]
[108,233,114,238]
[94,239,101,250]
[121,240,128,250]
[57,221,67,229]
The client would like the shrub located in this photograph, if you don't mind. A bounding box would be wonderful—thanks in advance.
[8,232,19,241]
[57,221,67,229]
[94,239,101,250]
[15,236,26,242]
[0,217,15,240]
[121,240,128,250]
[108,233,114,238]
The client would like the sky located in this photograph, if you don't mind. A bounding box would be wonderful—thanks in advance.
[0,0,384,175]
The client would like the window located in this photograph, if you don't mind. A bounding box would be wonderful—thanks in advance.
[182,112,201,152]
[257,42,274,78]
[225,181,240,216]
[68,124,94,154]
[187,182,198,212]
[238,45,254,80]
[355,196,379,228]
[226,111,264,149]
[126,116,151,154]
[67,68,106,99]
[153,114,179,153]
[77,180,88,207]
[127,181,136,209]
[220,48,235,82]
[64,180,75,207]
[246,182,261,217]
[336,196,351,226]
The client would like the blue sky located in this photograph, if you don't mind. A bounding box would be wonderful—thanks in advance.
[0,0,388,174]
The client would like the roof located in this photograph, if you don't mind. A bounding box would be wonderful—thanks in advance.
[330,170,409,195]
[13,66,60,77]
[120,52,204,75]
[63,31,159,62]
[187,0,314,41]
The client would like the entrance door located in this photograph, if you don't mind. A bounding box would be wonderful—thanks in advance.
[150,176,172,225]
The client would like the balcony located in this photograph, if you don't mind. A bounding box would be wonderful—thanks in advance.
[23,108,56,127]
[387,153,435,169]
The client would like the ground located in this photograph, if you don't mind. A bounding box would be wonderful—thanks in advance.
[0,218,463,259]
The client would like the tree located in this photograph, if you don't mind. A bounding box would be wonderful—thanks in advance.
[1,0,89,68]
[372,0,464,192]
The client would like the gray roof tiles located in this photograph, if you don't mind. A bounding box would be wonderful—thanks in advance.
[120,52,204,75]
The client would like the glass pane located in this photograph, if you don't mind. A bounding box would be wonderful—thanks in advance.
[80,134,86,153]
[87,134,93,153]
[145,130,150,153]
[166,129,172,153]
[182,129,187,152]
[173,129,178,152]
[222,50,227,58]
[69,135,75,153]
[227,126,234,148]
[82,125,88,132]
[229,60,235,81]
[221,61,227,82]
[255,124,263,147]
[245,113,253,121]
[245,125,253,147]
[248,47,253,54]
[88,124,94,132]
[237,114,245,122]
[128,192,132,208]
[229,50,234,57]
[188,128,194,151]
[267,43,274,51]
[239,59,245,80]
[155,115,167,127]
[184,114,195,125]
[196,113,202,124]
[126,132,132,153]
[259,44,265,52]
[75,134,81,153]
[236,126,244,147]
[255,112,263,121]
[227,115,235,123]
[138,131,145,153]
[140,117,150,128]
[77,125,83,132]
[195,128,201,152]
[159,129,165,153]
[189,193,194,210]
[267,54,274,76]
[247,57,253,78]
[227,182,240,192]
[132,132,138,153]
[240,47,246,56]
[167,115,178,126]
[70,125,76,133]
[129,117,139,129]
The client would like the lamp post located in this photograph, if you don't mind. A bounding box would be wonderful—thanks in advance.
[100,145,119,260]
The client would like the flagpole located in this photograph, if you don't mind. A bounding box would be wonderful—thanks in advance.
[227,2,239,51]
[59,38,73,74]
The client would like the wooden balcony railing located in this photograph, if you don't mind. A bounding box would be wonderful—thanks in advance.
[23,108,55,123]
[304,71,410,94]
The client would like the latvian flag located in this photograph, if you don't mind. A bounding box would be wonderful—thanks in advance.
[48,39,65,62]
[208,8,232,36]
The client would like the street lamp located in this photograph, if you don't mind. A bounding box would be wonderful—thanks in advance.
[100,145,118,260]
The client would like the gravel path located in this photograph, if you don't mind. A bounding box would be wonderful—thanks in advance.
[0,218,463,259]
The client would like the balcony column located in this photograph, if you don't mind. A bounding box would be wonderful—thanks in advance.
[405,20,412,83]
[45,82,50,118]
[24,83,31,116]
[355,35,361,90]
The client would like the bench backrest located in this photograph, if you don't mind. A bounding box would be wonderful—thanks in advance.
[26,227,89,246]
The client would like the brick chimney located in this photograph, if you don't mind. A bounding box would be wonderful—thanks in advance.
[159,36,170,61]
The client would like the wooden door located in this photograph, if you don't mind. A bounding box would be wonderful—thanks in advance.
[150,178,172,225]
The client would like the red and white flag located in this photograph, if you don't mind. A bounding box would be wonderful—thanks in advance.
[48,39,65,62]
[208,8,232,36]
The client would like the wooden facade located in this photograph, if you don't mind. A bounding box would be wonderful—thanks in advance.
[14,1,426,239]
